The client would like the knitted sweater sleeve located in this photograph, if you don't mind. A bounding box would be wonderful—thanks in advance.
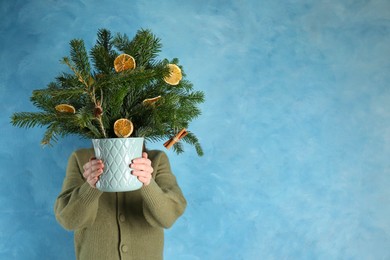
[141,151,187,228]
[54,150,103,231]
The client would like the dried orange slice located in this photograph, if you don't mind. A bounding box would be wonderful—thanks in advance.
[114,54,136,72]
[55,104,76,114]
[142,95,161,106]
[113,118,134,138]
[164,64,182,85]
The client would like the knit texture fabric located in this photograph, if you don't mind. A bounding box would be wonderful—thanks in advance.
[54,148,187,260]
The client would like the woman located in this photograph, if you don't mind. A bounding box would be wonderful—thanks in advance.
[54,147,187,260]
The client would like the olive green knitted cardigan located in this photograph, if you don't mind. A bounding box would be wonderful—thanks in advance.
[54,148,187,260]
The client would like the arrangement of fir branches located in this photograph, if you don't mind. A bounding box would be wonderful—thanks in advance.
[11,28,205,156]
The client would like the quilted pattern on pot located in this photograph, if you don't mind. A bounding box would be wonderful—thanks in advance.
[92,138,144,192]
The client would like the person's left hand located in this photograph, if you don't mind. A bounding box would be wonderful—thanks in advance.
[130,152,153,186]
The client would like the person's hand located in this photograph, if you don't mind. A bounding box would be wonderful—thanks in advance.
[83,157,105,188]
[130,152,153,186]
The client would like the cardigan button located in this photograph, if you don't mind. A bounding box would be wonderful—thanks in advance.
[119,214,126,222]
[121,245,128,253]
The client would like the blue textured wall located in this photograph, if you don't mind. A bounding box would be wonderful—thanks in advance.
[1,0,389,259]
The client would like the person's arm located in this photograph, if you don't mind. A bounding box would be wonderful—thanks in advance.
[141,151,187,228]
[54,150,103,231]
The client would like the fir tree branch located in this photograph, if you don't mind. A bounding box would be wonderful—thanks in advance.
[61,55,107,138]
[62,57,90,90]
[172,142,184,155]
[30,89,57,112]
[85,121,102,137]
[96,28,112,50]
[11,112,56,128]
[33,87,86,101]
[90,29,117,74]
[69,39,91,80]
[113,29,162,67]
[130,29,162,67]
[143,134,169,143]
[95,117,107,138]
[41,123,60,146]
[183,131,204,156]
[56,73,83,89]
[11,28,205,156]
[112,32,131,52]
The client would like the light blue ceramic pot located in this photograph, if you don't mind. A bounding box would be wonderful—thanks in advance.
[92,137,144,192]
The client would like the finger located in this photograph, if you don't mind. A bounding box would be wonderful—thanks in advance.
[90,163,104,173]
[86,159,104,171]
[130,163,146,171]
[131,159,151,167]
[131,164,153,174]
[131,170,149,177]
[84,161,104,179]
[83,168,91,179]
[87,175,96,183]
[132,157,151,165]
[90,159,104,167]
[83,161,90,171]
[89,170,102,183]
[131,170,140,177]
[83,158,102,171]
[91,168,104,178]
[138,176,151,186]
[87,176,99,188]
[83,165,93,178]
[85,157,97,170]
[142,152,148,159]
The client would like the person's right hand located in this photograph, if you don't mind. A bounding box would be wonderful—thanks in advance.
[82,157,105,188]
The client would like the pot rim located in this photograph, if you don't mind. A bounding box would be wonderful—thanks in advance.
[91,137,144,141]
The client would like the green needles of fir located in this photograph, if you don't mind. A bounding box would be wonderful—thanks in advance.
[105,82,135,120]
[11,28,205,155]
[75,105,101,136]
[32,87,85,106]
[11,112,53,129]
[111,33,130,54]
[90,29,117,75]
[69,39,91,80]
[41,123,60,146]
[113,29,162,67]
[172,142,184,155]
[182,131,203,156]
